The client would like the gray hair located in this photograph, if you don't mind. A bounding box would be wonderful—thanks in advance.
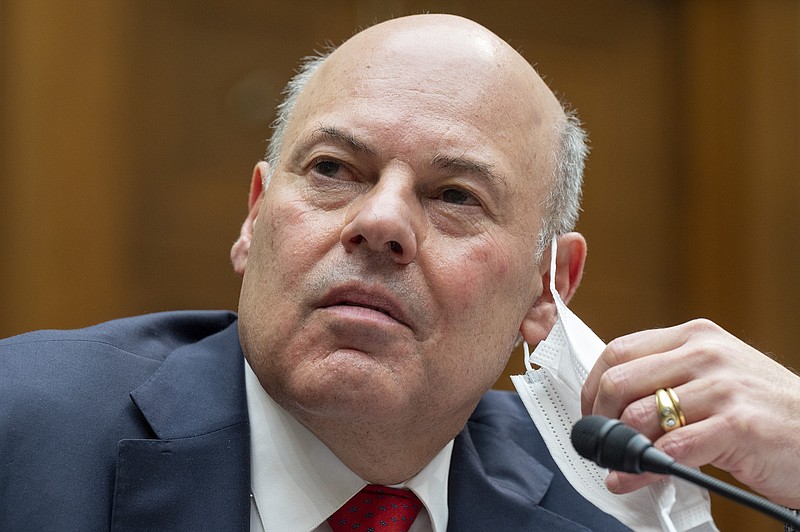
[265,53,330,181]
[534,111,588,262]
[264,52,588,262]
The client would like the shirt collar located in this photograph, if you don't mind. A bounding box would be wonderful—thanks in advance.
[245,360,452,532]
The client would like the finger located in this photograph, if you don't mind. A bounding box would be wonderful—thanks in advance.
[603,420,729,495]
[655,402,800,508]
[589,347,696,420]
[582,324,695,415]
[603,417,718,495]
[654,416,736,470]
[618,381,715,441]
[605,470,666,495]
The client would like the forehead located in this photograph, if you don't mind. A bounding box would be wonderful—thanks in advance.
[281,24,562,199]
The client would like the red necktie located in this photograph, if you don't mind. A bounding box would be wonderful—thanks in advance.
[327,485,423,532]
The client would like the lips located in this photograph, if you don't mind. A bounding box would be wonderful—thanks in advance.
[317,284,411,329]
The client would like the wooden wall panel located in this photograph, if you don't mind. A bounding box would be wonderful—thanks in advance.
[680,1,800,362]
[2,1,798,529]
[1,1,131,332]
[1,0,689,342]
[676,5,800,528]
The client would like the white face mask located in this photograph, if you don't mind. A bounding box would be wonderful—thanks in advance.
[511,237,718,532]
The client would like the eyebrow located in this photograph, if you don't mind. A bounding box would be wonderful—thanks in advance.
[430,154,505,186]
[297,125,505,187]
[312,126,376,156]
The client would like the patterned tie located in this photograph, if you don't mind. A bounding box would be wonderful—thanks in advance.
[327,485,422,532]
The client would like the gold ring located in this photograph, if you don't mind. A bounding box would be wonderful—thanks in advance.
[655,387,686,432]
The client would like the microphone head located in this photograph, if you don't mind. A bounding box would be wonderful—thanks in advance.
[571,415,616,464]
[571,415,659,473]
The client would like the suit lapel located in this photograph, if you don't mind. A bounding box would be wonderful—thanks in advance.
[447,421,592,532]
[111,320,250,531]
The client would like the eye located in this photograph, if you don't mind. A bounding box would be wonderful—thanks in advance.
[440,187,481,206]
[313,159,342,178]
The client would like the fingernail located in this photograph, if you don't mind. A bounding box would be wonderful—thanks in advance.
[606,472,620,493]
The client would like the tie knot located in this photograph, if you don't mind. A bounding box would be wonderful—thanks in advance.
[327,485,422,532]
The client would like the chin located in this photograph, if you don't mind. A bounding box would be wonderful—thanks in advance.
[284,363,412,420]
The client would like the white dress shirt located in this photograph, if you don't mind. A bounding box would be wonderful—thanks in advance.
[244,360,452,532]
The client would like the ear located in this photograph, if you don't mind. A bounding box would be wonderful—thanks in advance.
[519,232,587,345]
[230,162,268,277]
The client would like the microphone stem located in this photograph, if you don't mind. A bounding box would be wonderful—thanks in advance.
[669,463,800,528]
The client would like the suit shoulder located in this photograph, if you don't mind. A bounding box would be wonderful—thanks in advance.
[0,310,238,363]
[0,310,240,431]
[464,389,549,450]
[470,389,532,425]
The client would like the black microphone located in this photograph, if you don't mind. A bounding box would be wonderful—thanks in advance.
[571,415,800,529]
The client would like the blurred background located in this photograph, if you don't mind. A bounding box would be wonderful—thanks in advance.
[2,1,798,529]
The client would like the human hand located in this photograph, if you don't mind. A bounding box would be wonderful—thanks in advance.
[581,319,800,508]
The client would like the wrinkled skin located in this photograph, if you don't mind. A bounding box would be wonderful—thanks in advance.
[582,318,800,508]
[230,14,586,483]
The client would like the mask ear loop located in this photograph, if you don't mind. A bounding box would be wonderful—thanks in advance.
[523,235,559,372]
[523,338,534,372]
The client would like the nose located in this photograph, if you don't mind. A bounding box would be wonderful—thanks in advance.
[340,177,421,265]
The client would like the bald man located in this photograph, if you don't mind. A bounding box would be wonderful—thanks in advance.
[0,14,630,531]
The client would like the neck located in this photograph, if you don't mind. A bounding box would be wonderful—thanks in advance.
[294,412,464,484]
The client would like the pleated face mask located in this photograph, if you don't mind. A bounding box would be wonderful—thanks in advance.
[510,237,718,532]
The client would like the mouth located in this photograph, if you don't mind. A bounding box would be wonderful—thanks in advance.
[317,285,411,330]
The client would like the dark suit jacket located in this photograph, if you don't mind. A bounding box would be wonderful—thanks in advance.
[0,311,628,531]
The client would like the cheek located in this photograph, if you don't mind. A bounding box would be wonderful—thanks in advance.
[436,236,531,317]
[240,195,342,381]
[419,240,534,407]
[433,236,538,360]
[241,193,339,333]
[469,239,513,275]
[259,195,338,277]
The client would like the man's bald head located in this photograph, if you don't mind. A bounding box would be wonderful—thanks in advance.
[326,14,564,118]
[234,15,590,482]
[266,14,587,259]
